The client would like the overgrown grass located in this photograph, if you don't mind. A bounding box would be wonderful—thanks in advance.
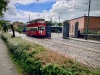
[1,32,100,75]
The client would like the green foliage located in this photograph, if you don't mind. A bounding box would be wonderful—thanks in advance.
[97,31,100,34]
[15,26,22,33]
[1,32,12,41]
[57,23,62,26]
[82,30,100,35]
[1,32,43,75]
[0,0,8,16]
[82,30,96,34]
[31,46,44,55]
[0,20,11,32]
[2,32,99,75]
[19,22,24,24]
[41,63,69,75]
[41,63,95,75]
[0,24,2,30]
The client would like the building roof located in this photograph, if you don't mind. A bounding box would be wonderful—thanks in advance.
[69,16,100,21]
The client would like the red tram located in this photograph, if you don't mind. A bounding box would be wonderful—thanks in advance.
[26,19,46,37]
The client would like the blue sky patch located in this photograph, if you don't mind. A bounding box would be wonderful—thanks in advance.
[15,1,56,12]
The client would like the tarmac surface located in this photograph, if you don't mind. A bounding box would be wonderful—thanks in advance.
[0,32,18,75]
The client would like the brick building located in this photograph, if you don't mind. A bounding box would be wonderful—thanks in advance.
[69,16,100,37]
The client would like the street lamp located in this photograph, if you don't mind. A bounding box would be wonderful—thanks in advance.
[85,0,91,40]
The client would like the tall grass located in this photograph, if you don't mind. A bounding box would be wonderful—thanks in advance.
[1,32,100,75]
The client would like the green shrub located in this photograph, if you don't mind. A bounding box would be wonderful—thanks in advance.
[41,63,71,75]
[15,27,22,34]
[41,63,95,75]
[97,31,100,34]
[2,32,99,75]
[82,30,96,34]
[1,32,12,41]
[0,24,2,30]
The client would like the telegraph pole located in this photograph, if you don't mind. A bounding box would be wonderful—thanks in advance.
[51,17,52,26]
[85,0,91,40]
[58,16,60,35]
[58,13,61,35]
[29,14,30,22]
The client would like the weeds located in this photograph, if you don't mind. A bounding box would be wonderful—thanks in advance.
[1,32,100,75]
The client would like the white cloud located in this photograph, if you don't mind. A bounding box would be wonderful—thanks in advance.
[3,0,100,23]
[49,0,100,22]
[9,0,55,5]
[6,4,17,16]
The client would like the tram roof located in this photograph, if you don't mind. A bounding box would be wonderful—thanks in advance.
[27,18,45,23]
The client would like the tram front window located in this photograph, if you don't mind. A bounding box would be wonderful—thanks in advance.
[38,27,45,30]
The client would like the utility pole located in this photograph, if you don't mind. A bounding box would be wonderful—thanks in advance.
[51,17,52,26]
[29,14,30,22]
[58,16,60,35]
[58,13,61,35]
[85,0,91,40]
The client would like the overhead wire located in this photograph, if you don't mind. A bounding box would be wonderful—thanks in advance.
[13,0,100,20]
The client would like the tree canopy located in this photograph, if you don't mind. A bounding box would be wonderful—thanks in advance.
[0,0,9,16]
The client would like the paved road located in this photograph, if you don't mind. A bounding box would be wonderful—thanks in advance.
[15,32,100,69]
[0,32,18,75]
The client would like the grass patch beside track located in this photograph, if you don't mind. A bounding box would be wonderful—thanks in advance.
[1,32,100,75]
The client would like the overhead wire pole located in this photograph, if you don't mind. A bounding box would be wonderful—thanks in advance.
[85,0,91,40]
[58,15,60,35]
[29,14,30,22]
[58,13,61,35]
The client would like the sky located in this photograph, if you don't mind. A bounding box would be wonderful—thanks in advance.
[1,0,100,23]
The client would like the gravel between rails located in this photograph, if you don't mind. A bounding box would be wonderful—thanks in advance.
[15,33,100,69]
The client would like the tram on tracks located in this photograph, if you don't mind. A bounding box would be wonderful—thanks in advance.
[26,19,46,37]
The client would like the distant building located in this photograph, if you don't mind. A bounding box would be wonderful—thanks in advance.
[69,16,100,37]
[13,21,24,29]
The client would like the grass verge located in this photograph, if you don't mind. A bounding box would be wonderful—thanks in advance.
[1,32,100,75]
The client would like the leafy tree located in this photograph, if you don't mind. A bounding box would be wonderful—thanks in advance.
[19,22,24,24]
[0,20,9,32]
[0,0,9,16]
[57,23,62,26]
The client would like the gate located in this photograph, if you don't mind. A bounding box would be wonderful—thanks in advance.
[74,22,79,38]
[63,21,69,39]
[46,21,51,38]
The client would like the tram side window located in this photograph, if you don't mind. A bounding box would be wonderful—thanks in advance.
[31,28,37,31]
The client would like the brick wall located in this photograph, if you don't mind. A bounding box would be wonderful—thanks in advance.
[69,16,100,37]
[84,16,100,31]
[69,17,85,37]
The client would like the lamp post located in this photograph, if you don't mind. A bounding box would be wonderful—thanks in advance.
[85,0,91,40]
